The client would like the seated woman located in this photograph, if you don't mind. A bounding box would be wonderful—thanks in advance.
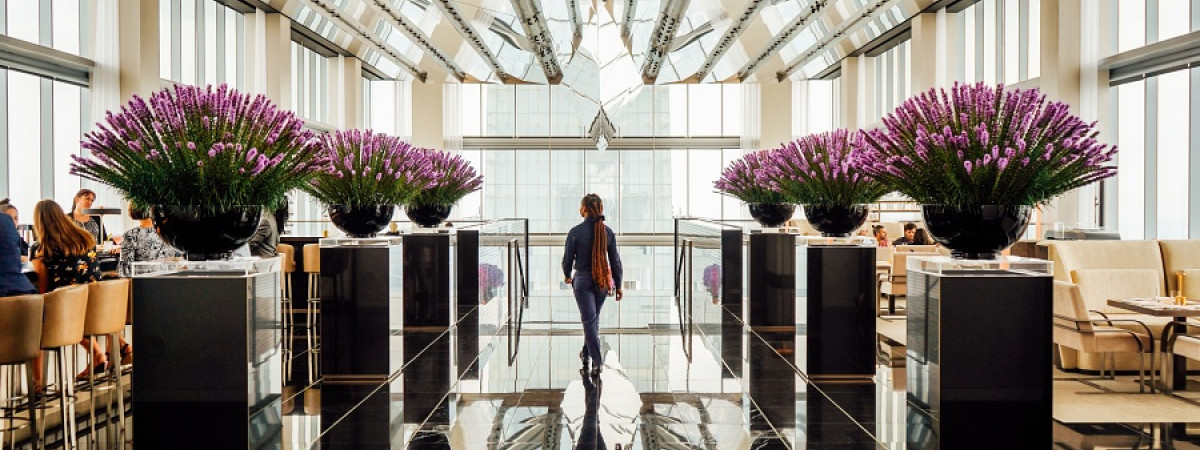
[119,202,178,277]
[0,212,35,296]
[0,199,30,260]
[912,228,937,246]
[68,189,106,245]
[31,199,107,381]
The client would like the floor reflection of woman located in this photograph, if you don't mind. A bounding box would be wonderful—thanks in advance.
[562,194,623,378]
[575,373,605,450]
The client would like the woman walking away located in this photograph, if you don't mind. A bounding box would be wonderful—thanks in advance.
[562,194,623,378]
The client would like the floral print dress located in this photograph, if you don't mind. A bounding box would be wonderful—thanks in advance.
[43,252,101,292]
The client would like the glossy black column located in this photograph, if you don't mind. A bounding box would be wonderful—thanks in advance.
[320,244,402,377]
[906,268,1052,449]
[720,228,744,377]
[748,233,796,328]
[455,230,480,379]
[132,271,282,450]
[403,234,452,328]
[806,245,876,378]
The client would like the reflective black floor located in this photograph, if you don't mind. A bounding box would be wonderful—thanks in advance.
[264,292,1200,450]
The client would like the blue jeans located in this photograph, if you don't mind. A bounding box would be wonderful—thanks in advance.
[572,271,608,367]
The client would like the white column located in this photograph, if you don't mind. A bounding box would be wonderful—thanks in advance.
[411,81,444,149]
[245,12,291,109]
[328,56,364,129]
[759,81,793,149]
[838,57,862,129]
[1040,0,1093,230]
[116,0,159,101]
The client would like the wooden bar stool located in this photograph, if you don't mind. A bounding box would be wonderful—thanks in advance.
[0,294,44,450]
[276,244,295,381]
[38,285,88,449]
[81,280,129,449]
[303,244,321,384]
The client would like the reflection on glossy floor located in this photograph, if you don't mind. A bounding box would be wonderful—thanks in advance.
[270,293,1200,450]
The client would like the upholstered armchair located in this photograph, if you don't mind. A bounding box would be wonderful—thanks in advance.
[1160,320,1200,394]
[1053,281,1156,393]
[878,252,937,316]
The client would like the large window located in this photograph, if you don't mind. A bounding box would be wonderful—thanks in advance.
[873,41,911,117]
[1114,69,1194,239]
[159,0,245,88]
[460,84,746,138]
[0,69,88,223]
[290,41,329,124]
[2,0,85,56]
[959,0,1040,85]
[1118,0,1193,53]
[456,148,747,234]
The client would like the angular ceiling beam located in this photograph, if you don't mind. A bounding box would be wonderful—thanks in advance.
[776,0,911,80]
[640,0,691,84]
[688,0,769,82]
[295,0,428,81]
[568,0,583,50]
[732,0,830,82]
[432,0,518,83]
[365,0,471,82]
[621,0,637,48]
[509,0,564,84]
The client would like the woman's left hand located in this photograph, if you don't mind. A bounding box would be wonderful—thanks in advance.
[615,289,623,301]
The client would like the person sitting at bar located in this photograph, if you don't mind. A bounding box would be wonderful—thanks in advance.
[892,222,918,246]
[873,225,889,247]
[912,228,937,246]
[31,199,107,382]
[68,189,105,245]
[119,202,177,277]
[0,212,35,297]
[0,198,30,260]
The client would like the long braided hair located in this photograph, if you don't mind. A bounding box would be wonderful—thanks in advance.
[581,194,613,291]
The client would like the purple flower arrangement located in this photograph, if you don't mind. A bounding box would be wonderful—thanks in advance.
[409,150,484,206]
[305,129,436,207]
[763,129,890,206]
[858,82,1117,205]
[70,84,318,213]
[714,150,788,204]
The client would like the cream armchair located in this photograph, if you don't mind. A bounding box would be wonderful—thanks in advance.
[1162,324,1200,394]
[1053,281,1156,393]
[878,252,937,315]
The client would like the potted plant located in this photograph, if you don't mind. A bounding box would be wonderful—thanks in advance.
[764,129,890,237]
[71,84,318,260]
[405,150,483,228]
[714,150,793,228]
[859,82,1117,259]
[304,130,435,238]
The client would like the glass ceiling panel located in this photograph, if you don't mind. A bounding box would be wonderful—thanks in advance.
[789,1,920,79]
[625,0,664,69]
[653,1,723,83]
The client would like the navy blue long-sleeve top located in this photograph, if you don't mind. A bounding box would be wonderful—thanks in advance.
[0,214,35,296]
[562,216,623,288]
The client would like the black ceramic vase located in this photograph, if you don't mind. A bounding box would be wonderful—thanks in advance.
[804,204,870,237]
[151,205,262,261]
[922,204,1033,260]
[747,203,796,228]
[406,203,453,228]
[328,204,394,238]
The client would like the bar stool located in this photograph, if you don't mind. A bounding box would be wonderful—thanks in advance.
[81,280,129,449]
[38,285,88,449]
[303,244,321,384]
[0,294,44,450]
[276,244,295,381]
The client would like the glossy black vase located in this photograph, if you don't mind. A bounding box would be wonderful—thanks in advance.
[922,204,1032,260]
[405,204,453,228]
[747,203,796,228]
[328,204,394,238]
[152,205,261,260]
[804,204,870,237]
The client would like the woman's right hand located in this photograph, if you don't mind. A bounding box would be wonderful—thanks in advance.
[565,277,573,285]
